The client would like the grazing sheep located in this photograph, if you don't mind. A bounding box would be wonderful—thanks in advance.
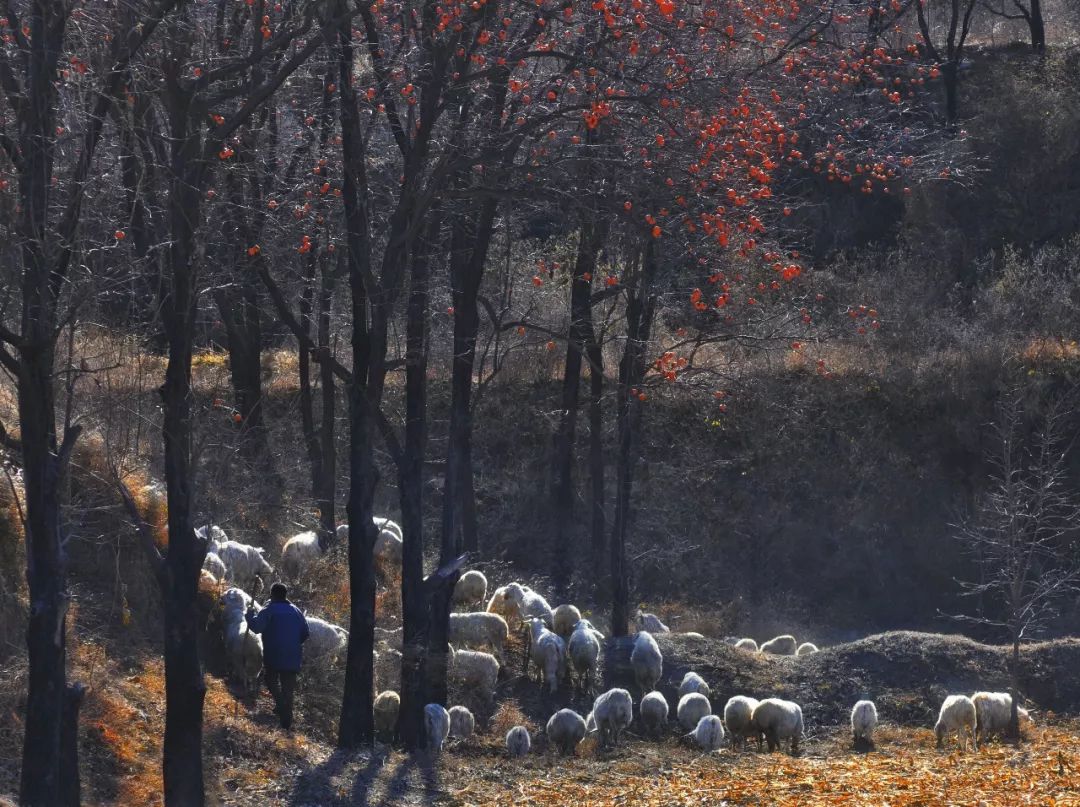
[504,583,554,627]
[216,540,274,591]
[935,695,977,751]
[424,704,451,753]
[506,726,531,757]
[723,696,761,750]
[200,568,219,588]
[567,620,603,693]
[280,531,322,580]
[630,631,663,695]
[304,616,349,664]
[851,700,878,748]
[734,638,758,652]
[195,524,229,552]
[336,517,402,543]
[678,671,711,700]
[677,693,712,732]
[373,526,403,570]
[486,586,522,625]
[452,570,489,611]
[202,551,227,581]
[797,642,820,656]
[448,612,508,657]
[635,610,670,633]
[448,705,476,739]
[680,632,706,640]
[639,691,669,736]
[972,692,1033,743]
[760,635,797,656]
[373,691,400,739]
[592,688,633,749]
[751,698,804,754]
[553,604,583,639]
[546,709,587,755]
[447,646,500,699]
[335,523,349,544]
[689,715,726,751]
[526,618,567,693]
[220,588,263,696]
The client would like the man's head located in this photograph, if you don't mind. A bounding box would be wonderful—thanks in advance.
[270,582,288,602]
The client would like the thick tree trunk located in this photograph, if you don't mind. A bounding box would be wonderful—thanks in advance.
[585,330,606,582]
[1029,0,1045,53]
[943,62,960,125]
[610,244,658,637]
[59,682,87,806]
[317,264,337,543]
[1009,637,1022,740]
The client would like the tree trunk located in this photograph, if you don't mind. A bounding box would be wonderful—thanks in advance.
[317,261,337,544]
[609,243,659,638]
[586,329,606,582]
[59,683,87,807]
[943,62,960,125]
[1029,0,1045,53]
[297,258,326,529]
[1009,636,1022,741]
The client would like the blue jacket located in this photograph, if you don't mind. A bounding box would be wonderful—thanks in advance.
[246,600,310,672]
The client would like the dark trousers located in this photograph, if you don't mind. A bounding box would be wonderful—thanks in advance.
[264,667,297,729]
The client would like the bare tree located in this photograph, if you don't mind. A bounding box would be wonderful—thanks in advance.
[952,390,1080,739]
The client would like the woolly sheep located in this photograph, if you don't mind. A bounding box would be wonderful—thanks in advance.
[723,696,761,750]
[678,671,711,700]
[680,632,706,640]
[216,540,274,591]
[447,646,501,699]
[373,527,403,570]
[734,638,758,652]
[639,691,669,736]
[760,635,798,655]
[567,620,603,693]
[504,583,554,627]
[635,610,670,633]
[220,587,263,696]
[630,631,663,695]
[424,703,451,753]
[448,705,476,739]
[452,570,488,610]
[689,715,726,751]
[448,612,508,657]
[797,642,820,656]
[851,700,878,748]
[304,616,349,664]
[486,586,521,624]
[195,524,229,553]
[935,695,977,751]
[592,688,633,749]
[335,517,402,541]
[374,691,400,739]
[527,617,567,693]
[506,726,531,757]
[546,708,587,755]
[972,692,1033,744]
[202,551,227,581]
[280,531,322,580]
[751,698,804,754]
[553,604,583,639]
[677,692,712,732]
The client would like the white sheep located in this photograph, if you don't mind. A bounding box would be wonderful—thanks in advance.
[677,692,712,732]
[935,694,977,751]
[567,620,603,693]
[591,688,633,749]
[452,570,488,610]
[639,691,669,736]
[448,612,508,657]
[751,698,804,754]
[734,638,758,652]
[972,692,1033,744]
[680,632,706,640]
[689,715,726,751]
[796,642,819,656]
[195,524,229,552]
[202,551,227,581]
[553,604,583,639]
[759,635,797,655]
[424,703,451,753]
[447,646,500,700]
[337,519,403,569]
[546,708,587,755]
[678,671,711,700]
[220,587,263,696]
[374,690,400,739]
[723,696,761,750]
[280,531,322,580]
[304,616,349,664]
[527,617,566,694]
[486,586,522,624]
[216,540,274,591]
[504,583,554,627]
[630,631,663,694]
[448,705,476,739]
[635,610,670,633]
[851,700,878,748]
[506,726,531,757]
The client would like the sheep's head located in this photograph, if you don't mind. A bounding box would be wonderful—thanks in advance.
[220,587,250,612]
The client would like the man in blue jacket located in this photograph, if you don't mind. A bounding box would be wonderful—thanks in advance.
[246,582,309,730]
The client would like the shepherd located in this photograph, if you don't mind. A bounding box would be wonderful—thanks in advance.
[246,582,309,730]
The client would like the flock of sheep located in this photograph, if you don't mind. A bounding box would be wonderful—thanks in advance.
[195,518,1036,759]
